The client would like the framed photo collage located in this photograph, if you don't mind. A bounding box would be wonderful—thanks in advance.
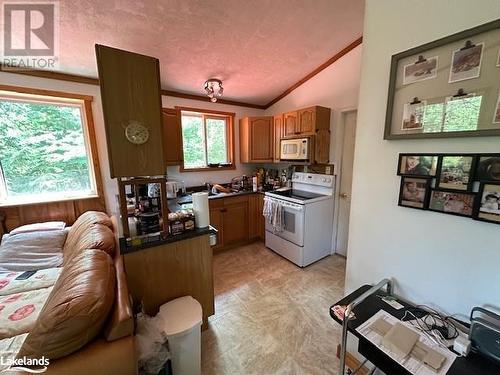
[397,153,500,224]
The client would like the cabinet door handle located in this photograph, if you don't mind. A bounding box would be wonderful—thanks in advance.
[220,208,227,213]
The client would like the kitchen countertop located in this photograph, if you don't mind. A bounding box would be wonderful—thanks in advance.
[120,225,217,254]
[169,190,267,211]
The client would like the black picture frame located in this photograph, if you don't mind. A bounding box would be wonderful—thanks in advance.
[384,18,500,140]
[428,189,476,218]
[397,153,439,177]
[473,182,500,224]
[474,153,500,182]
[398,177,431,210]
[435,154,476,192]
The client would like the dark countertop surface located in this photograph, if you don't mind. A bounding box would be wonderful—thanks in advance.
[120,225,217,254]
[169,190,267,211]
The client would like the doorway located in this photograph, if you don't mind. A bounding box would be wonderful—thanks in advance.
[335,110,357,257]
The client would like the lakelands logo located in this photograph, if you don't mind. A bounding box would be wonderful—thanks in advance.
[1,0,59,70]
[0,355,49,373]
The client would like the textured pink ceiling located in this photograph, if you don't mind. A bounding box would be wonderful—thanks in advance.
[56,0,364,105]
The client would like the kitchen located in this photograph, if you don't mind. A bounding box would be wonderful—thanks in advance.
[0,2,363,372]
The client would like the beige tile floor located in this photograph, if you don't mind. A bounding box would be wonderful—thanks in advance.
[201,241,346,375]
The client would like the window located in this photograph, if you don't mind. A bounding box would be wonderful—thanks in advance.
[179,108,235,170]
[0,88,98,206]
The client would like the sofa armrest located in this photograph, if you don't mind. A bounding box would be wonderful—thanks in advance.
[44,336,136,375]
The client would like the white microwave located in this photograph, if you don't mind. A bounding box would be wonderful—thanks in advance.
[280,138,310,161]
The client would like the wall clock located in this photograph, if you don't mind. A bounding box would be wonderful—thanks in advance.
[125,120,149,145]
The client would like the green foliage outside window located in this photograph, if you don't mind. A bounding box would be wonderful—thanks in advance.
[181,114,228,168]
[0,99,93,199]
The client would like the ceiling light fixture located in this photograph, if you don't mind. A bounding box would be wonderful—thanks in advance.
[204,78,223,103]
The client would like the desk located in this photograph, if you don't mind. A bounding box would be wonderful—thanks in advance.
[330,285,500,375]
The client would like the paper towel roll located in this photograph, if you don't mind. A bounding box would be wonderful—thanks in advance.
[192,192,210,228]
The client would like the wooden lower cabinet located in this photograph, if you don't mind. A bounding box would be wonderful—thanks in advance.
[209,199,224,250]
[223,199,249,246]
[123,235,214,327]
[248,194,265,240]
[209,193,265,251]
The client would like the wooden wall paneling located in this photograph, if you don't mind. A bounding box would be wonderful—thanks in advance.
[18,200,76,225]
[95,45,165,177]
[123,235,214,326]
[73,197,106,216]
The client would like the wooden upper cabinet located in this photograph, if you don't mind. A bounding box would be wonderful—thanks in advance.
[273,115,283,162]
[95,44,165,178]
[240,116,273,163]
[162,108,183,166]
[283,111,299,138]
[298,107,316,135]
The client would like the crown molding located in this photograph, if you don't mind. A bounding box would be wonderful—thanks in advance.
[264,36,363,108]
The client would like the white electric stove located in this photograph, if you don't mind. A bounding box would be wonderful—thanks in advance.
[265,172,335,267]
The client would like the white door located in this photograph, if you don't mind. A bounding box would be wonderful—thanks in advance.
[335,110,357,256]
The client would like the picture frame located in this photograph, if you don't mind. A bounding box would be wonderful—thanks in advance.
[398,177,431,210]
[397,154,439,177]
[493,90,500,124]
[428,190,476,218]
[448,42,484,83]
[436,155,476,192]
[384,19,500,140]
[474,153,500,182]
[403,56,438,85]
[474,182,500,224]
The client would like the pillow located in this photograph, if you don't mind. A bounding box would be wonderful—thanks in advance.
[10,221,66,235]
[18,249,116,360]
[0,231,67,271]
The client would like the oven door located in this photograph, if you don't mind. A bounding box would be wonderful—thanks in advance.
[265,198,305,246]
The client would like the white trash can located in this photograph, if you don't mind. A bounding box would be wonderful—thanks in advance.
[158,296,202,375]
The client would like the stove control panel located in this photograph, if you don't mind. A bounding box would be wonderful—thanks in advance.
[292,172,333,187]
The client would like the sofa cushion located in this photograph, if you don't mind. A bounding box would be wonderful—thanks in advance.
[0,268,62,296]
[18,249,116,360]
[63,211,112,254]
[63,224,115,264]
[0,231,66,271]
[0,287,54,339]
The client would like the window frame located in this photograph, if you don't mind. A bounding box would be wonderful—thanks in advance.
[0,85,103,207]
[176,106,236,172]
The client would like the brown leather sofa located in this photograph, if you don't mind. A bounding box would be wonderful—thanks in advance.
[10,211,136,375]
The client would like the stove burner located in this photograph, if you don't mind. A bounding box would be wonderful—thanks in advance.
[269,189,326,201]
